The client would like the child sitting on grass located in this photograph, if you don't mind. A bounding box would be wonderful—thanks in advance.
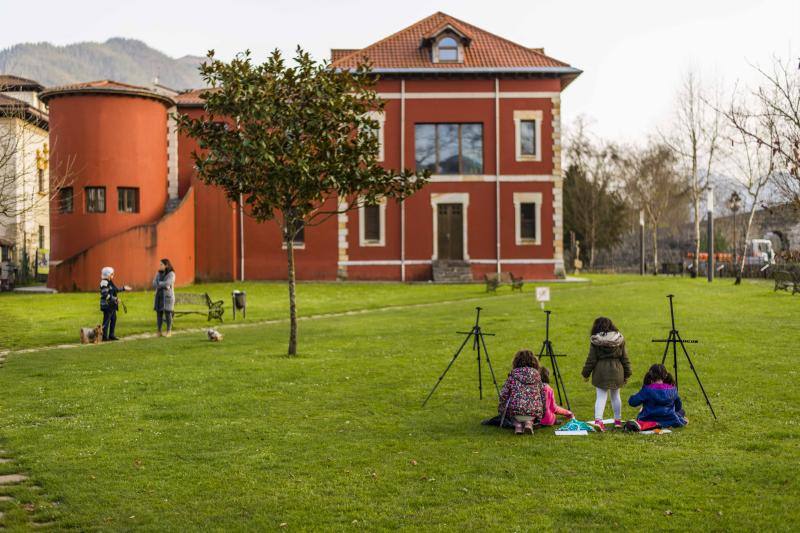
[498,349,544,435]
[539,367,574,426]
[627,363,687,431]
[581,316,632,431]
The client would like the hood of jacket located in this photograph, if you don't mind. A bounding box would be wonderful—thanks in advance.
[590,331,624,349]
[509,366,540,385]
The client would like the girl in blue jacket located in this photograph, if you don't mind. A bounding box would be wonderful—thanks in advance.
[627,364,687,430]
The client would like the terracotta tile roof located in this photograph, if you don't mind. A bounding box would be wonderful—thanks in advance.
[0,74,44,92]
[330,49,360,62]
[331,12,578,74]
[174,87,217,107]
[39,80,174,106]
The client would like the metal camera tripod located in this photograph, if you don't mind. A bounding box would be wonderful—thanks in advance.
[651,294,717,419]
[537,310,571,411]
[422,307,500,407]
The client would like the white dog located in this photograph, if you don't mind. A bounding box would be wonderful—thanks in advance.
[207,328,223,342]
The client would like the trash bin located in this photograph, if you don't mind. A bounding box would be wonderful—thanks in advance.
[232,290,247,319]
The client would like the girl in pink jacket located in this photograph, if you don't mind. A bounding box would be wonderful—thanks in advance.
[539,367,574,426]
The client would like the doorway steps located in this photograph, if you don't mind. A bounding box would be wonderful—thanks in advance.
[432,260,473,283]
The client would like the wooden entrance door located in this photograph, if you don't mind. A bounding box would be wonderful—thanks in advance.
[437,203,464,260]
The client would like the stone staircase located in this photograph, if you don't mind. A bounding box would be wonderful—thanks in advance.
[432,260,473,283]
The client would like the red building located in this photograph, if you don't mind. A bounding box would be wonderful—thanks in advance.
[42,12,580,291]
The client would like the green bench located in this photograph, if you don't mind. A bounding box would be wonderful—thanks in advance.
[174,293,225,321]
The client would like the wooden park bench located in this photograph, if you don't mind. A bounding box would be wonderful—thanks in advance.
[773,270,799,295]
[173,293,225,321]
[484,272,524,292]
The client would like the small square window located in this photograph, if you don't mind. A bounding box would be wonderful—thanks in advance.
[59,187,74,213]
[85,187,106,213]
[118,187,140,213]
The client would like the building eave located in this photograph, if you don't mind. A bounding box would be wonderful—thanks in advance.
[39,86,175,107]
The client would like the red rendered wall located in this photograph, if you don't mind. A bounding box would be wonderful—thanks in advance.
[48,94,169,262]
[48,188,196,292]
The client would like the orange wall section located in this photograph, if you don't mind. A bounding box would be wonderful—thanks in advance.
[48,94,170,262]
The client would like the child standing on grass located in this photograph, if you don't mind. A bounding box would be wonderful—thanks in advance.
[539,367,573,426]
[581,317,632,431]
[498,350,545,435]
[627,364,687,431]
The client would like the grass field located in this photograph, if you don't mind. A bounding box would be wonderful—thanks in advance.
[0,275,798,530]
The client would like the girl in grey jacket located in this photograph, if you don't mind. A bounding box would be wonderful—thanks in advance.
[153,258,176,337]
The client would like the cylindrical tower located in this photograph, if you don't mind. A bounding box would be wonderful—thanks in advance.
[40,81,174,262]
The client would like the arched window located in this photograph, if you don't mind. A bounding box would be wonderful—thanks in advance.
[437,37,459,62]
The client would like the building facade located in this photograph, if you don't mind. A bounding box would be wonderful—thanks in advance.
[41,13,580,291]
[0,75,50,284]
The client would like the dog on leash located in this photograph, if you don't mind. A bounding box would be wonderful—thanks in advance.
[80,325,103,344]
[207,328,223,342]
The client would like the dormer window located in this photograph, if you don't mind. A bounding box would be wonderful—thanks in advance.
[437,37,459,62]
[423,24,470,64]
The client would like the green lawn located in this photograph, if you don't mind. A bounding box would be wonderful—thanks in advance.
[0,275,798,530]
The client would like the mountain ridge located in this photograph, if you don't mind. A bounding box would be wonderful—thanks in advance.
[0,38,205,90]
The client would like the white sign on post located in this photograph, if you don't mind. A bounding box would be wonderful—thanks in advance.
[536,286,550,309]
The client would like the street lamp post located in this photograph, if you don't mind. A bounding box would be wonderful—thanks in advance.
[727,191,742,284]
[639,209,645,275]
[707,186,714,283]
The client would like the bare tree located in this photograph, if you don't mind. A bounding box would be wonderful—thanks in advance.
[723,95,777,283]
[624,143,686,272]
[662,70,723,276]
[722,57,800,208]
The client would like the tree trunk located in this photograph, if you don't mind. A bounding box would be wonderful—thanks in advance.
[589,223,596,268]
[286,230,298,356]
[737,205,758,284]
[652,225,659,275]
[692,199,700,276]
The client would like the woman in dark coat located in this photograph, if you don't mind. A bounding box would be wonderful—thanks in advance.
[581,317,632,431]
[153,258,176,337]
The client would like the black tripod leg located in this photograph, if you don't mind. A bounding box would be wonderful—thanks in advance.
[660,332,671,365]
[479,332,501,399]
[552,355,571,412]
[422,332,473,407]
[672,331,679,390]
[676,332,717,420]
[476,330,483,400]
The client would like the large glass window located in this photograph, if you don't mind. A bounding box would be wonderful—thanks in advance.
[59,187,73,213]
[118,187,140,213]
[415,123,483,174]
[85,187,106,213]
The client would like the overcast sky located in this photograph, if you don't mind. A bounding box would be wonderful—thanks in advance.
[2,0,797,142]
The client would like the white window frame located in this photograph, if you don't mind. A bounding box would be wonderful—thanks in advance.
[358,196,386,247]
[430,192,470,260]
[513,192,542,246]
[367,111,385,162]
[514,110,543,162]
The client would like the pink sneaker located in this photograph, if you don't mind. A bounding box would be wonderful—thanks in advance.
[614,419,623,429]
[593,419,606,432]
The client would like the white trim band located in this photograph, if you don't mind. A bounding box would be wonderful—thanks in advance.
[377,91,560,100]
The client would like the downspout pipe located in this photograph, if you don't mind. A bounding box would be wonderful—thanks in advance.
[495,77,501,275]
[400,79,406,282]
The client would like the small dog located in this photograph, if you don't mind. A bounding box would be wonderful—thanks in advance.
[207,328,223,342]
[80,325,103,344]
